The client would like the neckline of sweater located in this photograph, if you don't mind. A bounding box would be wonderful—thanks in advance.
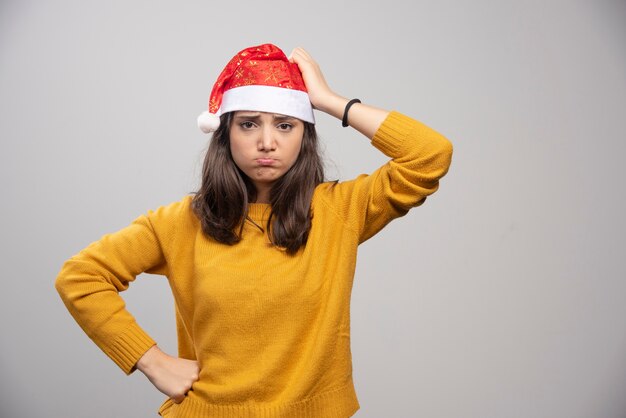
[247,202,271,221]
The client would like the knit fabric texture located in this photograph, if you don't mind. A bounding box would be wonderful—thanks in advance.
[55,111,453,417]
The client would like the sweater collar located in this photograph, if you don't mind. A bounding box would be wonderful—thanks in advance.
[247,203,271,222]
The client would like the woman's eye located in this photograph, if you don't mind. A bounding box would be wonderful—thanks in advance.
[240,121,255,129]
[277,123,292,131]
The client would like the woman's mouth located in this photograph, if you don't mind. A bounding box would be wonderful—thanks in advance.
[256,158,276,166]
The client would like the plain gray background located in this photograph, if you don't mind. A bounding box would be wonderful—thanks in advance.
[1,0,625,417]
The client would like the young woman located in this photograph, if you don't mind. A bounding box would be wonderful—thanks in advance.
[56,43,453,417]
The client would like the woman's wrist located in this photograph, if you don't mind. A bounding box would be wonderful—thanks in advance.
[314,92,349,119]
[136,344,160,373]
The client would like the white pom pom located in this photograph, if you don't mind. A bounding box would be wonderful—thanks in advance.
[197,111,220,133]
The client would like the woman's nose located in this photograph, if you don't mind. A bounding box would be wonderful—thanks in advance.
[258,126,276,151]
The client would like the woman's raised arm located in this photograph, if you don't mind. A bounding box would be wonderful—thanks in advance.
[290,47,453,243]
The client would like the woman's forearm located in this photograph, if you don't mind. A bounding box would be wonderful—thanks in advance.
[315,93,390,140]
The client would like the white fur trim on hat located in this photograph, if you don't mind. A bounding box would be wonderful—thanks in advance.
[221,85,315,124]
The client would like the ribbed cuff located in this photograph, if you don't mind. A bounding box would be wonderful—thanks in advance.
[371,110,417,157]
[106,322,156,375]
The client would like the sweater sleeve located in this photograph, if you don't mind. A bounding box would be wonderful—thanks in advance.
[55,203,175,375]
[319,111,453,243]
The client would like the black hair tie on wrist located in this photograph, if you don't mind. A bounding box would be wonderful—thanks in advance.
[342,99,361,127]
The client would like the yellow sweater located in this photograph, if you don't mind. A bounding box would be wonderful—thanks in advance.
[55,111,452,417]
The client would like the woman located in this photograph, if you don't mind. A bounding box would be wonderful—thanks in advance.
[55,43,453,417]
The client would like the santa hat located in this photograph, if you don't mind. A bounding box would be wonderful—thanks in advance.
[197,43,315,133]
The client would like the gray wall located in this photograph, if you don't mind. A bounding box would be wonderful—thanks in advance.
[1,0,625,417]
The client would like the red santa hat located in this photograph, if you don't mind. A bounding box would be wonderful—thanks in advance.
[197,43,315,133]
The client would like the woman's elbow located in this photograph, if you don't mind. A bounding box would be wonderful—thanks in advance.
[435,136,453,176]
[54,261,73,301]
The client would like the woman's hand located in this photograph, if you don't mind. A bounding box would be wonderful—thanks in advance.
[136,345,199,404]
[288,47,344,115]
[289,46,389,139]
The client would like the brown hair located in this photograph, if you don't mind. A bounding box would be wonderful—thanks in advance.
[191,112,325,254]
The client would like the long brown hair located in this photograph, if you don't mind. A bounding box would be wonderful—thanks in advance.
[191,112,325,254]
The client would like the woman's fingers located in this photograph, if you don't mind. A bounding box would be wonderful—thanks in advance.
[292,46,313,61]
[137,346,200,404]
[160,358,199,402]
[288,47,334,110]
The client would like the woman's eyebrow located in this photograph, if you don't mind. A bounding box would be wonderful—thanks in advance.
[273,115,297,121]
[233,113,297,122]
[234,113,261,119]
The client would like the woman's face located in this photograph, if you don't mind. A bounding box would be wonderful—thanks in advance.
[229,111,304,194]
